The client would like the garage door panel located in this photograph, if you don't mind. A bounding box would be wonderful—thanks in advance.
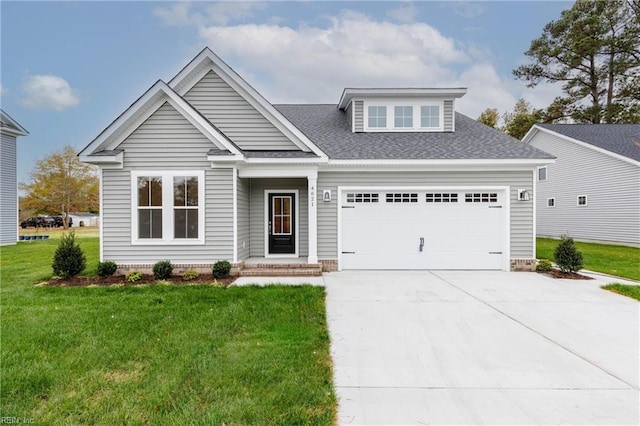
[341,189,507,270]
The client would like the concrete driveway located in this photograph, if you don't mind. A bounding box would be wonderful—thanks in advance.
[324,271,639,425]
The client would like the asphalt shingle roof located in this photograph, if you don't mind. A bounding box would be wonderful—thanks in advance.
[274,104,554,160]
[537,124,640,162]
[242,150,319,158]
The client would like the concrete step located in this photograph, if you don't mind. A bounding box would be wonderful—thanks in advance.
[239,268,322,277]
[243,263,322,269]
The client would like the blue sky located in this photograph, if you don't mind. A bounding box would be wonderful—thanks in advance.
[2,1,572,184]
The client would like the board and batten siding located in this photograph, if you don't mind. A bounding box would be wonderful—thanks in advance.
[443,100,454,132]
[183,71,299,151]
[531,131,640,246]
[237,176,250,260]
[102,102,234,263]
[353,101,364,132]
[0,133,18,245]
[317,170,534,260]
[249,178,308,257]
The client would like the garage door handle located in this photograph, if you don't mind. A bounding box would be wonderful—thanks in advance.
[342,251,356,254]
[342,206,355,209]
[489,252,502,254]
[488,206,502,208]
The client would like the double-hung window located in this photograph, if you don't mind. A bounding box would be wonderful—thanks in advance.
[132,171,205,244]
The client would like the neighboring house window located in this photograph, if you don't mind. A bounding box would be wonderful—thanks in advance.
[368,106,387,128]
[577,195,588,206]
[421,106,440,128]
[538,166,547,181]
[132,171,205,244]
[394,106,413,128]
[547,198,555,207]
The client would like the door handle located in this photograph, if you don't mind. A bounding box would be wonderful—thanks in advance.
[419,237,425,252]
[268,221,272,235]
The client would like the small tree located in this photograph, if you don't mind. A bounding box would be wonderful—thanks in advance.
[52,232,86,278]
[477,108,500,128]
[554,235,584,273]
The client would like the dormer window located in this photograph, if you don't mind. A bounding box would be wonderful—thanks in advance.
[421,106,440,128]
[368,106,387,128]
[394,106,413,128]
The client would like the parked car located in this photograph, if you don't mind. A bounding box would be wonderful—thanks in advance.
[52,216,73,227]
[20,216,55,228]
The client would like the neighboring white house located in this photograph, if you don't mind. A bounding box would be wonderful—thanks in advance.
[69,212,100,227]
[79,48,555,272]
[524,124,640,247]
[0,110,29,245]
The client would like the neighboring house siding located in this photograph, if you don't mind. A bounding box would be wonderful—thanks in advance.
[443,100,453,131]
[317,170,534,259]
[237,176,250,260]
[531,131,640,246]
[102,102,234,263]
[353,101,364,132]
[249,178,308,257]
[184,71,299,150]
[0,133,17,245]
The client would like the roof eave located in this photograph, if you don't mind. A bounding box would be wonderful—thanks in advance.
[338,88,468,110]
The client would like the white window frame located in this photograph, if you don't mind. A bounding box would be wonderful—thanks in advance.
[131,170,205,245]
[547,197,555,208]
[363,99,444,132]
[538,166,547,181]
[367,105,387,128]
[577,195,588,206]
[393,105,414,128]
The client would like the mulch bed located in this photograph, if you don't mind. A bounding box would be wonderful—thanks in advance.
[540,269,593,280]
[43,274,236,287]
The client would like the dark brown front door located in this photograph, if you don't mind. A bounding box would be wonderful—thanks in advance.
[268,193,295,254]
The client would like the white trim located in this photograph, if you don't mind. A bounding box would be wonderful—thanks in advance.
[338,88,467,110]
[232,167,238,263]
[525,125,640,167]
[130,170,206,245]
[243,157,326,164]
[363,99,445,132]
[99,168,104,261]
[80,151,124,168]
[0,110,29,136]
[336,185,511,271]
[264,189,299,258]
[238,166,318,179]
[537,165,547,181]
[326,159,555,167]
[308,178,318,264]
[532,169,537,260]
[577,195,588,206]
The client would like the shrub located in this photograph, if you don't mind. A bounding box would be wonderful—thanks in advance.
[126,271,142,283]
[153,260,174,280]
[212,260,231,279]
[554,235,584,273]
[182,269,199,281]
[52,232,86,278]
[97,261,118,277]
[536,259,553,272]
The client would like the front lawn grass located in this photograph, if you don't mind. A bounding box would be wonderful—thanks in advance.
[602,283,640,302]
[537,238,640,281]
[0,237,335,424]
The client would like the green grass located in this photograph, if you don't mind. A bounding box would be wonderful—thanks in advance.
[602,283,640,301]
[0,237,335,424]
[537,238,640,281]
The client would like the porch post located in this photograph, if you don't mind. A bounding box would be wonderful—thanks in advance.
[308,176,318,264]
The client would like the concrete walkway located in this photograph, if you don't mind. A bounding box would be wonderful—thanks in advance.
[324,271,639,425]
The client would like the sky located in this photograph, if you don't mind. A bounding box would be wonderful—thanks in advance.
[1,0,573,185]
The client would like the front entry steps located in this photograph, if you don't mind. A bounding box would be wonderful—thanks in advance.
[237,261,322,277]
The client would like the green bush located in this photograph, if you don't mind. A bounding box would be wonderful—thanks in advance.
[182,269,199,281]
[52,232,86,278]
[554,235,584,273]
[126,271,142,283]
[97,261,118,277]
[153,260,174,280]
[536,259,553,272]
[212,260,231,279]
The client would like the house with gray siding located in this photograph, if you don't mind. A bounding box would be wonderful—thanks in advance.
[524,124,640,247]
[0,110,29,246]
[79,48,554,272]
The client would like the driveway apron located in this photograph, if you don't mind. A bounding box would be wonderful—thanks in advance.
[324,270,639,425]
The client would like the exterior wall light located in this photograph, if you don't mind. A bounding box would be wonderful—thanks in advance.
[323,190,332,202]
[518,189,530,201]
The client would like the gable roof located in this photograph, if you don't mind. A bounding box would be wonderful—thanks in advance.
[0,109,29,136]
[531,124,640,163]
[274,104,555,161]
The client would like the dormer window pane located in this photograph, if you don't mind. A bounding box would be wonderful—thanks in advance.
[368,106,387,128]
[394,106,413,128]
[421,105,440,128]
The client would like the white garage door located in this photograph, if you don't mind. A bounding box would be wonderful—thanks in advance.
[340,189,508,270]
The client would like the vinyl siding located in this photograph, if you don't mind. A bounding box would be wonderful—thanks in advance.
[443,100,454,131]
[353,101,364,132]
[345,102,353,131]
[184,70,299,150]
[0,133,17,245]
[102,102,234,263]
[317,170,534,259]
[531,131,640,245]
[249,178,308,257]
[237,176,250,260]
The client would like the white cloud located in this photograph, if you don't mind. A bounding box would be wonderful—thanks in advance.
[21,75,80,111]
[153,2,194,26]
[387,2,418,23]
[445,1,486,19]
[154,1,265,27]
